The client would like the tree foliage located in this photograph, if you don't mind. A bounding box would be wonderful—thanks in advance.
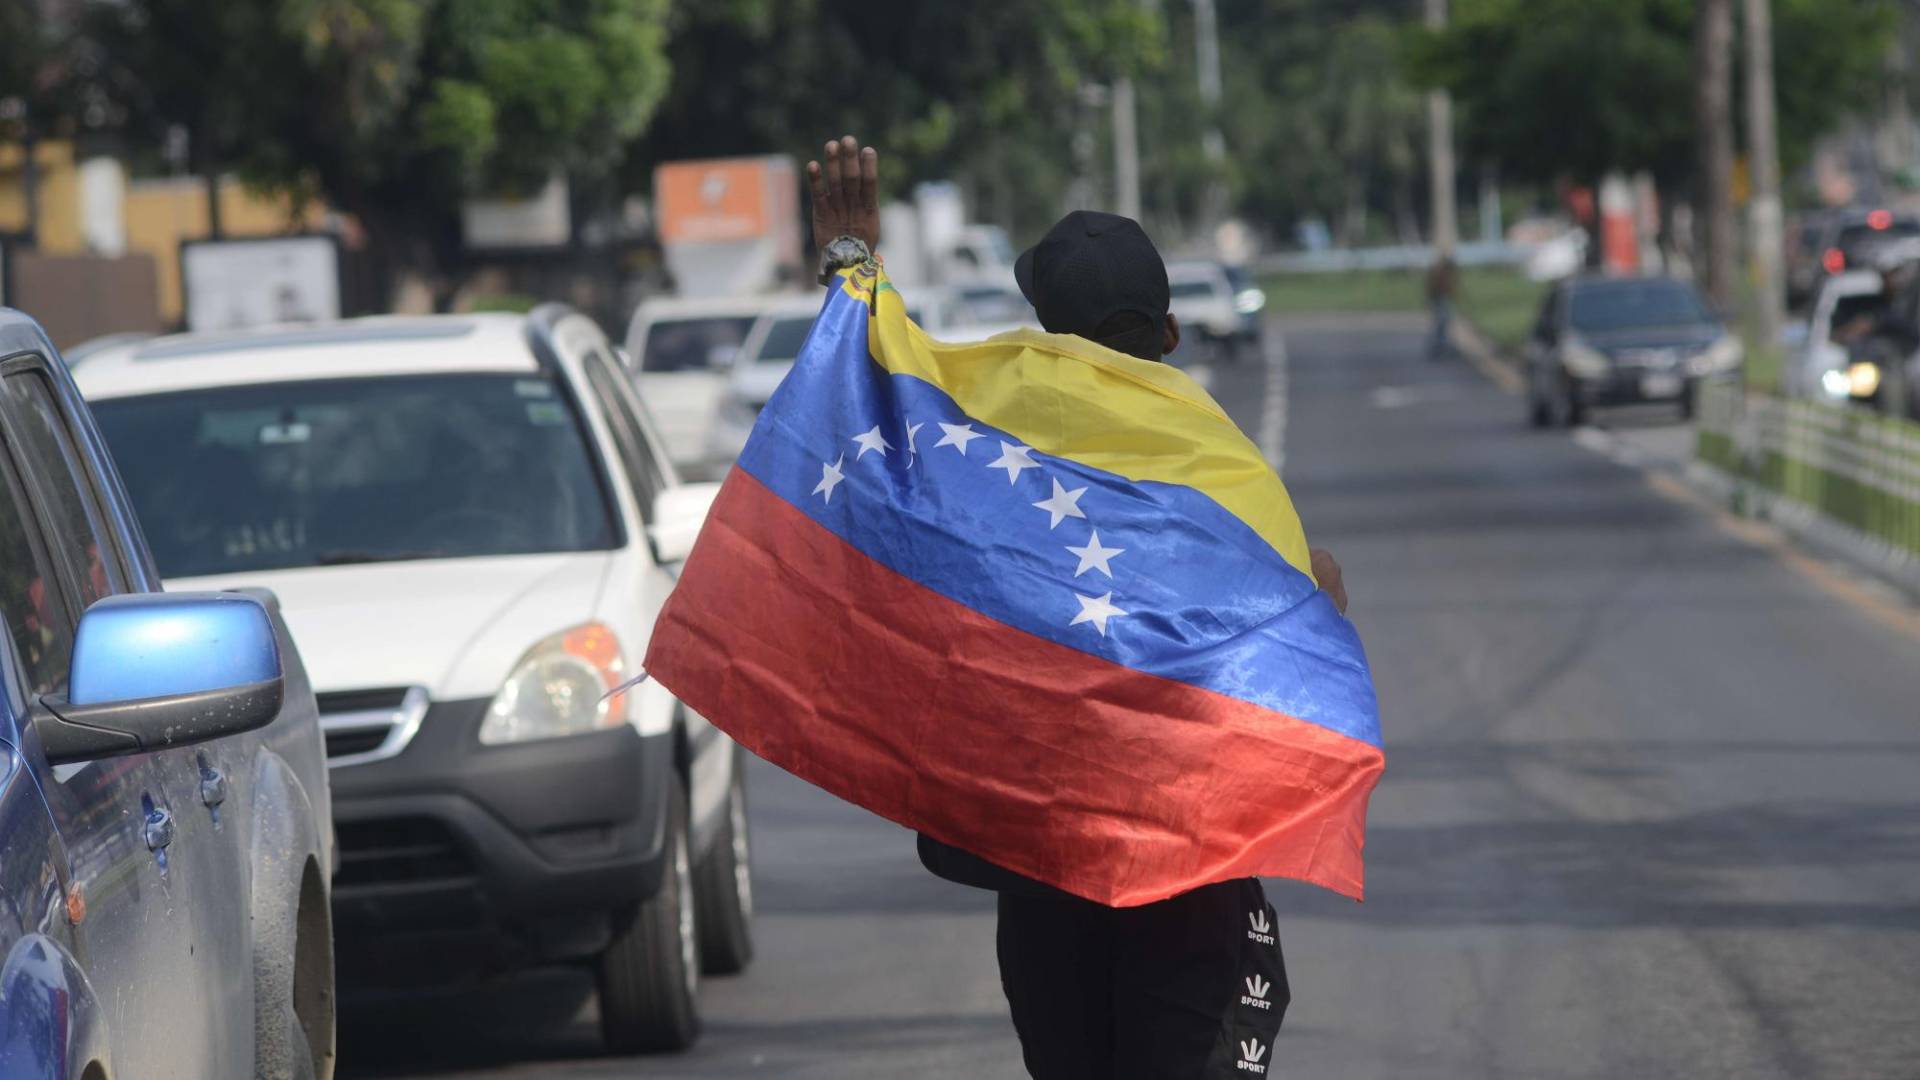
[1410,0,1895,192]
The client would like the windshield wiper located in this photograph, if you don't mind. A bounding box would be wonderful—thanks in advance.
[312,550,445,566]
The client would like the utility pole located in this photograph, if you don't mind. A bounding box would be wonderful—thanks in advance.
[1694,0,1736,311]
[1743,0,1784,370]
[1193,0,1228,230]
[1114,76,1141,221]
[1424,0,1458,259]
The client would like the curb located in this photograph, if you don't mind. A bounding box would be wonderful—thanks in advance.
[1448,316,1522,395]
[1683,459,1920,604]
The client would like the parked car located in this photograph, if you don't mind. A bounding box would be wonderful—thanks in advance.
[707,289,968,463]
[1525,275,1742,427]
[76,310,753,1054]
[1792,269,1885,401]
[1166,260,1253,363]
[624,294,808,479]
[0,309,334,1078]
[1789,208,1920,307]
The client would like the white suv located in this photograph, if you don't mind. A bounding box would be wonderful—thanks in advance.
[75,308,752,1054]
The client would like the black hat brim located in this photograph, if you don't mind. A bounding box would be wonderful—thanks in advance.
[1014,245,1038,306]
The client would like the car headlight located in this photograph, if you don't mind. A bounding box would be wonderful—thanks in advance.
[1849,361,1882,398]
[1689,335,1744,376]
[1234,288,1267,315]
[1562,340,1612,379]
[479,623,630,745]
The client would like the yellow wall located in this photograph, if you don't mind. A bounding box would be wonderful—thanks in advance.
[0,141,84,253]
[2,140,333,322]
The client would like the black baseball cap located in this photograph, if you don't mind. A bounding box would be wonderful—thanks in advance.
[1015,210,1170,339]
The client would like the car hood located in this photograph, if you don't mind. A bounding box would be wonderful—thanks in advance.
[1582,324,1724,354]
[167,552,613,700]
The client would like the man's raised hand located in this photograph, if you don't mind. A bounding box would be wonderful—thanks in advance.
[807,135,880,254]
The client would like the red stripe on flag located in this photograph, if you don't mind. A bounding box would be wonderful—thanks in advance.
[646,470,1383,906]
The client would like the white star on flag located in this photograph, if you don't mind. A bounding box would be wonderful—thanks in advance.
[851,426,893,459]
[987,442,1038,484]
[813,454,845,503]
[1032,478,1088,529]
[935,422,983,455]
[1069,591,1127,636]
[1066,530,1124,578]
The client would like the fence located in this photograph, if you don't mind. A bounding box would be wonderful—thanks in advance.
[1696,380,1920,558]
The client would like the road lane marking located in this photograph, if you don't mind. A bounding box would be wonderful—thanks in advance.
[1260,332,1288,469]
[1453,321,1524,394]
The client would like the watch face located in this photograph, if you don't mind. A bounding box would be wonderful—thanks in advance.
[825,236,871,267]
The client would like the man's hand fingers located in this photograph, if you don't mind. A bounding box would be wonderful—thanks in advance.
[823,140,846,219]
[838,135,863,216]
[806,159,831,212]
[859,145,879,211]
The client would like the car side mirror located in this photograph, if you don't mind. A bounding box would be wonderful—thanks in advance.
[33,593,286,766]
[648,482,723,564]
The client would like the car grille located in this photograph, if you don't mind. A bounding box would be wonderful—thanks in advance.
[335,817,474,890]
[1614,348,1682,370]
[318,686,430,767]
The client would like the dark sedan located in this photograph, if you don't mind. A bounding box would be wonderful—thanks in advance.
[1525,276,1743,427]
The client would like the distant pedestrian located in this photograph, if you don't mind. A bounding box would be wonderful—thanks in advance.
[1426,254,1457,361]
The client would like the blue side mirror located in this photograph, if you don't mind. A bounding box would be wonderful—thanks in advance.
[33,593,285,766]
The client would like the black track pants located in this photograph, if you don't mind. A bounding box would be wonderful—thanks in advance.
[995,878,1289,1080]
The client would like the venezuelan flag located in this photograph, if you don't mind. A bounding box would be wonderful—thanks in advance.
[646,265,1383,906]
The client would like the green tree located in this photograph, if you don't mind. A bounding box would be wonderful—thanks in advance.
[1409,0,1894,193]
[91,0,674,304]
[634,0,1159,244]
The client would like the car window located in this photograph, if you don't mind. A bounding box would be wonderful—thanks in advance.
[753,317,816,365]
[639,316,756,373]
[0,442,77,698]
[1,370,124,607]
[583,349,668,523]
[91,373,618,577]
[1568,281,1713,333]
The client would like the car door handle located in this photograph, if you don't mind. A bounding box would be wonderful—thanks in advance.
[143,806,175,851]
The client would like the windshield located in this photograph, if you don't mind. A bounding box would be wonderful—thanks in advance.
[640,315,756,373]
[91,373,618,577]
[1568,281,1714,333]
[752,316,816,365]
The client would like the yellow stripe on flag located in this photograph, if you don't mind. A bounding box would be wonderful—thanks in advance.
[841,270,1315,579]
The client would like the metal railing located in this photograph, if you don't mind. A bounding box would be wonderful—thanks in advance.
[1696,380,1920,558]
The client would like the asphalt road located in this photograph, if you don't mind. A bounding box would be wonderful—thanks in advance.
[339,313,1920,1079]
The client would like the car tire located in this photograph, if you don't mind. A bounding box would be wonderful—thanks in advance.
[1563,377,1587,427]
[598,775,700,1054]
[1679,382,1697,421]
[693,759,755,975]
[1528,387,1552,428]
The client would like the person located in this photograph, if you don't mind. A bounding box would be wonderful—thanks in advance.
[1425,254,1457,362]
[807,134,1350,1079]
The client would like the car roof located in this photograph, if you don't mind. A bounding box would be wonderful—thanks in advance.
[72,314,541,401]
[631,292,817,324]
[1166,260,1228,280]
[1564,274,1699,292]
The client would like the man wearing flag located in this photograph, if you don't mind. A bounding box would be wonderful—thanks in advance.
[645,135,1383,1078]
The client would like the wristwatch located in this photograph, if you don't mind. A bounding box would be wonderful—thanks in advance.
[818,235,873,285]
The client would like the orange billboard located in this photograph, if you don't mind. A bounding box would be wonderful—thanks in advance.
[655,156,796,244]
